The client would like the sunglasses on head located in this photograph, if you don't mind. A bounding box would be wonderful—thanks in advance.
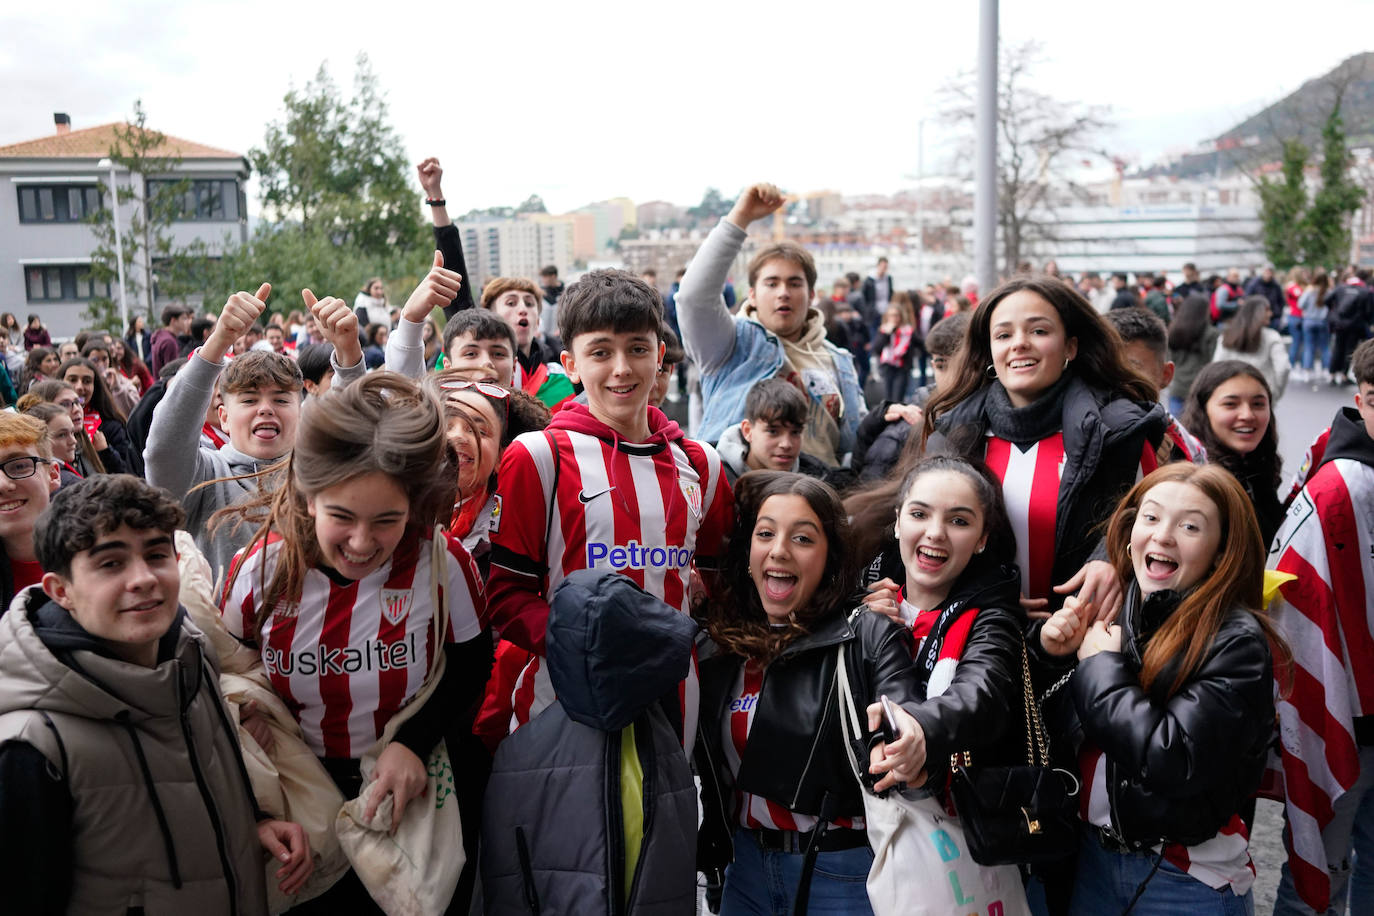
[439,380,509,400]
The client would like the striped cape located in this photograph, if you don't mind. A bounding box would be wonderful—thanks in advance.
[1268,456,1374,912]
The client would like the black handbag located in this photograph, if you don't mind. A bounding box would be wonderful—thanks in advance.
[948,644,1080,866]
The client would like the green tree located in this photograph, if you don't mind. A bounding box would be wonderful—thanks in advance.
[201,224,430,322]
[1257,139,1310,270]
[251,53,425,258]
[516,194,548,214]
[687,187,734,224]
[85,101,201,331]
[1300,101,1365,268]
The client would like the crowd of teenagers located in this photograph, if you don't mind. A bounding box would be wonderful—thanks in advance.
[0,171,1371,916]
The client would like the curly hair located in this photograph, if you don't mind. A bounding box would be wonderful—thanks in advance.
[706,471,859,663]
[36,474,185,577]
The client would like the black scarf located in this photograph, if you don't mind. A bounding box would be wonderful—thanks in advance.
[982,374,1072,447]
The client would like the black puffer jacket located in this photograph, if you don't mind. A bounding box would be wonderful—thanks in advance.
[927,376,1166,610]
[906,560,1027,779]
[695,606,918,875]
[1065,584,1275,846]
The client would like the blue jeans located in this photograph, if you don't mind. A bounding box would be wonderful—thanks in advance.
[1069,833,1252,916]
[1274,746,1374,916]
[721,828,874,915]
[1290,314,1305,365]
[1301,319,1331,372]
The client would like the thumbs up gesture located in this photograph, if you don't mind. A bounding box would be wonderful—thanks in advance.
[303,289,363,369]
[401,250,463,323]
[203,283,270,363]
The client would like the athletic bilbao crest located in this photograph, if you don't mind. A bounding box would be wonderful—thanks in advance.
[679,479,703,519]
[380,588,414,626]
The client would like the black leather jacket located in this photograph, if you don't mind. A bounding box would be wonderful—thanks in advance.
[1065,585,1275,846]
[907,561,1027,778]
[927,376,1166,612]
[695,606,918,873]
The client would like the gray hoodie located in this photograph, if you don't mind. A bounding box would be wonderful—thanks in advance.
[144,350,364,582]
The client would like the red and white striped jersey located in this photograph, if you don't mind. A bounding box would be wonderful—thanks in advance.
[221,526,485,759]
[984,432,1156,600]
[724,661,861,832]
[488,404,733,744]
[984,433,1066,601]
[1078,745,1255,895]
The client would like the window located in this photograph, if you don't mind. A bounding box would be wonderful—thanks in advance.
[17,185,102,223]
[24,265,110,302]
[146,178,241,222]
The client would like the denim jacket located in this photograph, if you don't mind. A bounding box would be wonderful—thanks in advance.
[678,219,864,457]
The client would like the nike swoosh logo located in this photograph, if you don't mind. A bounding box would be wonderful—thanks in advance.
[578,486,615,504]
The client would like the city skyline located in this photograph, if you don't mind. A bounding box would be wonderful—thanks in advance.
[5,0,1372,215]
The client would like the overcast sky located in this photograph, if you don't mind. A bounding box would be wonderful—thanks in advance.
[4,0,1371,214]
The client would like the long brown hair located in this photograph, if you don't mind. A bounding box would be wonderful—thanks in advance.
[921,275,1156,449]
[218,372,452,643]
[1180,361,1282,489]
[1104,463,1292,698]
[1219,296,1270,353]
[707,471,858,663]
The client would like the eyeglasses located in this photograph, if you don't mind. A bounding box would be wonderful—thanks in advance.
[0,456,47,481]
[439,380,509,400]
[55,396,84,410]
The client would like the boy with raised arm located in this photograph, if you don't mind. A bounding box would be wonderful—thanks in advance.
[676,182,865,465]
[144,284,365,580]
[390,158,573,407]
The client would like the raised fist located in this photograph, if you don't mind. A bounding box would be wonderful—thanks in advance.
[728,182,786,228]
[417,158,444,198]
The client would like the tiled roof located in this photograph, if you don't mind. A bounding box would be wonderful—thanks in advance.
[0,122,244,160]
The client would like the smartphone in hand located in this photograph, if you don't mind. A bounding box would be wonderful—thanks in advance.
[879,694,901,743]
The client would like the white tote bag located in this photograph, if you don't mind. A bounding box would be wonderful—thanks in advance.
[335,527,465,916]
[835,644,1031,916]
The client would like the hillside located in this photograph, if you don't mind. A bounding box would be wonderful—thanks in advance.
[1146,52,1374,179]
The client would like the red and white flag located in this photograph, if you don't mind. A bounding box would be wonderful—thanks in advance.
[1269,457,1374,913]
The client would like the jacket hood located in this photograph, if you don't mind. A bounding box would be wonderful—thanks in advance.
[545,569,698,731]
[218,442,276,477]
[740,300,830,352]
[1318,406,1374,471]
[547,400,684,447]
[715,424,750,478]
[0,587,204,725]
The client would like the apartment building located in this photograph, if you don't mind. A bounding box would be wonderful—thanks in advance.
[0,114,248,337]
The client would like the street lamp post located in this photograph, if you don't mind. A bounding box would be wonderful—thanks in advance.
[96,157,128,337]
[975,0,999,295]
